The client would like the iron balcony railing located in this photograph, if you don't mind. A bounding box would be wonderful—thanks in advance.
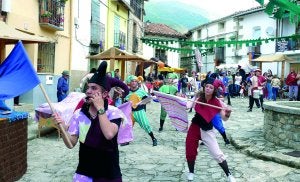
[39,0,65,31]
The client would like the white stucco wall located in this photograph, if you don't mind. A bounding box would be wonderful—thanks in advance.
[142,44,154,59]
[71,0,91,71]
[238,11,277,55]
[166,42,180,67]
[143,41,180,68]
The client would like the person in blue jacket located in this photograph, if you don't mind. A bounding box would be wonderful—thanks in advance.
[57,70,69,102]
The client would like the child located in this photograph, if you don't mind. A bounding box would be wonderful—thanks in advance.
[239,83,245,98]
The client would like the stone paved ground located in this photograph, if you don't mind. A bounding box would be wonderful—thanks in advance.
[17,98,300,182]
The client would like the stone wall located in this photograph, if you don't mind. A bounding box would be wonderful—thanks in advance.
[0,118,27,182]
[264,102,300,150]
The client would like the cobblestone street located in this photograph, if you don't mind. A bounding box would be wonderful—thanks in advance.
[17,98,300,182]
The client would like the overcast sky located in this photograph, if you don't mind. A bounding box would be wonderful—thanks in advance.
[177,0,269,19]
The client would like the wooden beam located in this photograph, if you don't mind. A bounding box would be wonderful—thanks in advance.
[0,41,5,64]
[139,62,144,77]
[109,47,115,71]
[121,60,125,81]
[281,61,285,81]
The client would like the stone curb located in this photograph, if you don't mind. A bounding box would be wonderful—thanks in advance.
[229,135,300,169]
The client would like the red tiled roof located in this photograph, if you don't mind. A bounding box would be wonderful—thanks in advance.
[145,23,185,38]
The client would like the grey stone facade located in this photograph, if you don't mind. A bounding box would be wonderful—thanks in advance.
[264,101,300,150]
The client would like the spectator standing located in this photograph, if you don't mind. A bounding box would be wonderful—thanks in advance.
[114,69,120,80]
[180,73,189,95]
[219,72,231,105]
[257,69,267,112]
[237,65,246,82]
[271,75,281,101]
[266,73,273,100]
[285,67,299,101]
[57,70,69,102]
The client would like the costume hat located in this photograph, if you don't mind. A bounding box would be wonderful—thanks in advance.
[126,75,137,84]
[201,77,215,88]
[88,61,107,90]
[167,73,177,79]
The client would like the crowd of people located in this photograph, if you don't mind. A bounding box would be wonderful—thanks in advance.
[52,62,300,182]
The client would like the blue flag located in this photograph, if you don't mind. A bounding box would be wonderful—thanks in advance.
[0,41,41,100]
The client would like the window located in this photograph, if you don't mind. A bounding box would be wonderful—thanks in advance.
[37,43,55,73]
[132,22,138,53]
[218,22,225,31]
[130,0,143,19]
[215,38,225,63]
[155,49,167,62]
[90,0,105,53]
[248,45,261,59]
[114,15,120,47]
[119,31,126,50]
[197,29,201,39]
[252,26,261,39]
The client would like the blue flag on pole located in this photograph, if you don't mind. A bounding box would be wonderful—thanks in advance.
[0,41,41,100]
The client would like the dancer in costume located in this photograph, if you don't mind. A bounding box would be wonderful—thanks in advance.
[125,75,158,146]
[158,72,178,132]
[189,91,231,145]
[53,61,124,182]
[185,77,236,182]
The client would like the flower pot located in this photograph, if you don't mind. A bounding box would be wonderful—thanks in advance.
[41,17,49,23]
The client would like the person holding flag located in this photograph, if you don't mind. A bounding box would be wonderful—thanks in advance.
[158,72,178,132]
[53,61,125,182]
[185,77,236,182]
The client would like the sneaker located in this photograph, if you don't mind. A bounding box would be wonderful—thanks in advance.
[187,172,194,181]
[224,139,230,145]
[228,174,236,182]
[247,109,252,112]
[152,138,157,146]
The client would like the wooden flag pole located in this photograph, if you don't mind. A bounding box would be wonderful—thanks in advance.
[186,98,226,110]
[39,84,73,148]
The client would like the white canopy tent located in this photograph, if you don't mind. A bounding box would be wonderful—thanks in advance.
[216,60,256,73]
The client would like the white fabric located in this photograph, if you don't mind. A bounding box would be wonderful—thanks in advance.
[201,129,226,163]
[153,91,188,132]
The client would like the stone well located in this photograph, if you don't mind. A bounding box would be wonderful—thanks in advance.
[263,101,300,150]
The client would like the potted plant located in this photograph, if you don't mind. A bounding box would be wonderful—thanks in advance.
[41,11,52,23]
[60,0,68,7]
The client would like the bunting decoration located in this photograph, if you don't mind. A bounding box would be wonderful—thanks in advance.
[256,0,300,24]
[141,34,300,54]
